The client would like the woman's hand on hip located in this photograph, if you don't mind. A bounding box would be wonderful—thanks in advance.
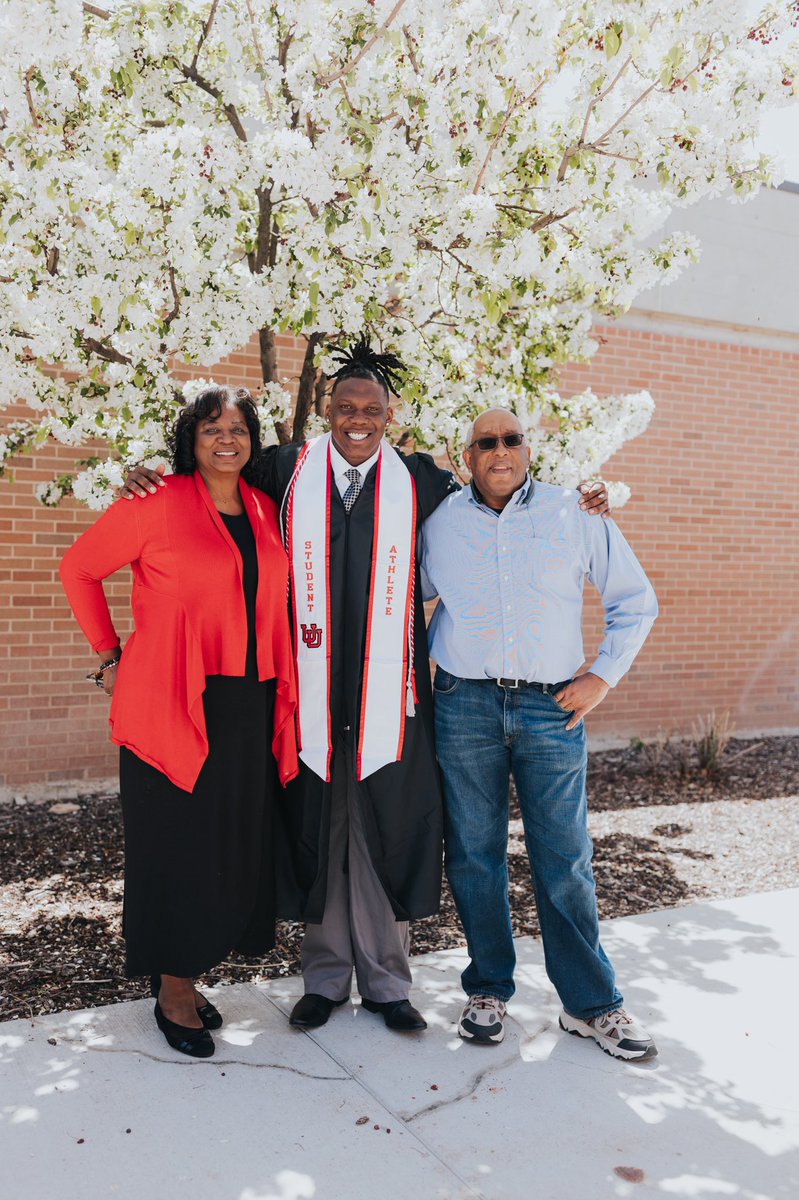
[94,646,121,696]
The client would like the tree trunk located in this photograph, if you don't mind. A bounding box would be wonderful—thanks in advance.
[314,370,328,417]
[258,326,290,444]
[259,326,277,383]
[292,333,323,443]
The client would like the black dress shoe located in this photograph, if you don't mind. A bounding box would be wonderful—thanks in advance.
[361,998,427,1032]
[150,975,223,1031]
[289,993,348,1028]
[153,1001,215,1058]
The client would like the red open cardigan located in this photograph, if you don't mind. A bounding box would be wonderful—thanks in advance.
[59,473,299,791]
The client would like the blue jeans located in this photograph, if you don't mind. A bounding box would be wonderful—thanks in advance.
[434,670,622,1020]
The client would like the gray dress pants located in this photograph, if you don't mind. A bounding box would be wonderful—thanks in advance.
[300,738,412,1003]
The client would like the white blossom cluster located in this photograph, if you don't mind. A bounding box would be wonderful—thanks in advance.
[1,0,797,506]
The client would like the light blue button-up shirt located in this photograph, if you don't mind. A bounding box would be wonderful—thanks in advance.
[420,478,658,688]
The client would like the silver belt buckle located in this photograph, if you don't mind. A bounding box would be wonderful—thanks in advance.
[498,677,521,689]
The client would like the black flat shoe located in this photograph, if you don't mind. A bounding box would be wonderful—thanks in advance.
[361,998,427,1032]
[153,1001,215,1058]
[289,993,348,1028]
[195,997,223,1031]
[150,975,223,1031]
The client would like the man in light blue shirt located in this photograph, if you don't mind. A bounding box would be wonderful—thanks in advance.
[420,408,658,1060]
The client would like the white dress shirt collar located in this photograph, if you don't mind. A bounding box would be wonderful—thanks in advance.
[329,438,381,497]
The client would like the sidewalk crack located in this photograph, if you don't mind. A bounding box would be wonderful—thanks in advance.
[67,1041,349,1078]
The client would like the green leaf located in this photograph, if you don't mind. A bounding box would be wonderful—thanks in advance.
[605,27,621,59]
[360,216,372,240]
[309,281,319,308]
[481,292,501,322]
[91,296,102,317]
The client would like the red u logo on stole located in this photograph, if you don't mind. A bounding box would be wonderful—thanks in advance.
[301,623,322,649]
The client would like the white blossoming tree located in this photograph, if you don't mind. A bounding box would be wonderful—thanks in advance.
[1,0,797,506]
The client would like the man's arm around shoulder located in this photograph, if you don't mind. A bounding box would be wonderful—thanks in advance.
[401,449,460,521]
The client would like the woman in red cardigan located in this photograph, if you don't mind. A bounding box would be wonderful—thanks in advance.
[60,386,298,1058]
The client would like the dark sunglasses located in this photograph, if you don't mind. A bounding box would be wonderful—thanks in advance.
[468,433,526,452]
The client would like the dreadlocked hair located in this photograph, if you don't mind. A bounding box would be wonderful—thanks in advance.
[328,332,406,398]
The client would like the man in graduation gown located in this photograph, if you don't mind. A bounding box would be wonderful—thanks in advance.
[255,343,457,1031]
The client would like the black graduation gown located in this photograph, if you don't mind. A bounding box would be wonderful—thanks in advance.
[251,443,458,922]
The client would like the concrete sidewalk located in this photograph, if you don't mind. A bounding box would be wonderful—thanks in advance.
[1,890,797,1200]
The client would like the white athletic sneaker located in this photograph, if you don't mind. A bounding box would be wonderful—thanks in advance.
[457,995,507,1044]
[559,1007,657,1061]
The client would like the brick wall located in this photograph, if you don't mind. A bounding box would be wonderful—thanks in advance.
[559,326,799,741]
[1,324,797,794]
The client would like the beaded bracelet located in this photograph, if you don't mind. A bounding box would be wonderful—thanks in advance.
[86,655,122,688]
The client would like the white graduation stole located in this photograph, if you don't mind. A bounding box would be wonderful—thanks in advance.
[283,434,417,782]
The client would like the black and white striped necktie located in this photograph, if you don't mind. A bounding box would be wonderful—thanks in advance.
[342,467,362,512]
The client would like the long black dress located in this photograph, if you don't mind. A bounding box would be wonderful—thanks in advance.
[118,510,279,978]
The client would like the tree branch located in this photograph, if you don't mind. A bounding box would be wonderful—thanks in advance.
[24,67,41,130]
[81,337,132,366]
[277,32,300,129]
[529,207,577,233]
[497,203,546,216]
[82,2,110,18]
[555,24,659,183]
[472,85,518,194]
[402,25,421,74]
[177,62,248,142]
[162,265,180,328]
[592,81,658,149]
[588,20,670,153]
[416,234,475,275]
[445,441,468,484]
[318,0,408,86]
[190,0,219,73]
[244,0,273,113]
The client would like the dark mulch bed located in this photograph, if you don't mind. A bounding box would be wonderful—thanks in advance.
[1,736,796,1022]
[587,734,798,810]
